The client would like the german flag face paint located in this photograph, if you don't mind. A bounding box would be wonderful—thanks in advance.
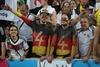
[61,14,69,26]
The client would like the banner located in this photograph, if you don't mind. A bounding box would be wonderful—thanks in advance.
[72,59,100,67]
[7,59,100,67]
[0,10,15,21]
[5,0,17,10]
[38,59,71,67]
[7,59,37,67]
[27,0,41,9]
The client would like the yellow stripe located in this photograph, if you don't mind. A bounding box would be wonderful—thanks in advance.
[12,10,22,17]
[17,9,20,12]
[80,4,83,11]
[56,49,70,55]
[71,46,76,57]
[56,56,63,59]
[32,46,46,55]
[50,47,54,55]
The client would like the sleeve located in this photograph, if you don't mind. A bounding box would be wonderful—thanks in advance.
[23,41,29,51]
[90,29,94,40]
[71,27,78,57]
[21,36,29,50]
[49,27,58,55]
[46,26,55,56]
[72,27,78,46]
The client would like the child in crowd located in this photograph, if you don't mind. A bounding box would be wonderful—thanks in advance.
[77,16,94,62]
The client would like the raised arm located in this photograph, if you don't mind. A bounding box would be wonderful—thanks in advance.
[11,9,30,24]
[50,10,57,26]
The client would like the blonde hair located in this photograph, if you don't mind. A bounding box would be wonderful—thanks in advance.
[81,16,94,25]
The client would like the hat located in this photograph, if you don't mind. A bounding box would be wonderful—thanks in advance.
[40,9,50,15]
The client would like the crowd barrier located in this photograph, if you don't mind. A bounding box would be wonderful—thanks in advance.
[7,59,100,67]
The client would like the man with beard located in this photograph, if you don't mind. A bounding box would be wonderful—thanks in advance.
[48,13,77,63]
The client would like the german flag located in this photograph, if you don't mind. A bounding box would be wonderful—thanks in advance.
[11,9,30,24]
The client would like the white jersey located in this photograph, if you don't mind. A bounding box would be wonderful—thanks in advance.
[37,6,55,15]
[13,13,34,41]
[56,11,62,25]
[94,2,100,11]
[5,36,29,59]
[78,27,94,57]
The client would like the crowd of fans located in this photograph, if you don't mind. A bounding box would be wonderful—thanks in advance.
[0,0,100,66]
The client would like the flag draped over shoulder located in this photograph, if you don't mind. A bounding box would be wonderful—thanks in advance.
[27,0,41,10]
[94,7,100,26]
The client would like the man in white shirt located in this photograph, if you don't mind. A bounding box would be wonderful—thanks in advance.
[77,16,94,62]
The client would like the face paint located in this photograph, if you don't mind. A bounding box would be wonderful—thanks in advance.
[61,20,68,26]
[61,14,69,26]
